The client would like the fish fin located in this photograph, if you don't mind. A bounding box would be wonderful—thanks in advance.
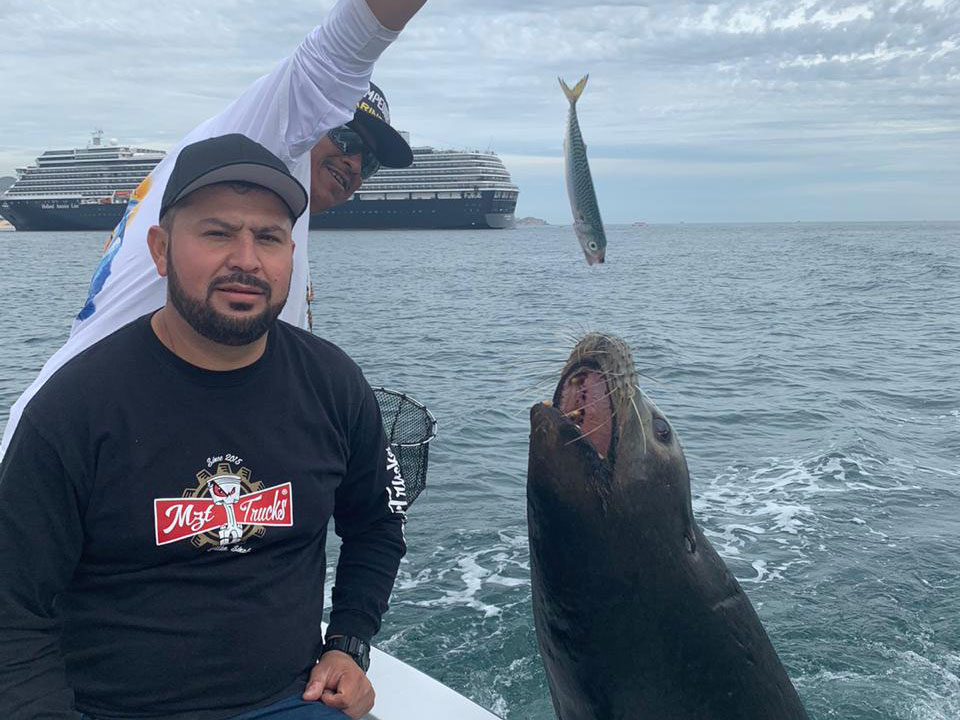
[558,74,589,105]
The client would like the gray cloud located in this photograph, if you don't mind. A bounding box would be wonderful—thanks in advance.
[1,0,957,221]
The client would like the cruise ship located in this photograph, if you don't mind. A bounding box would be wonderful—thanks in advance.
[310,143,519,230]
[1,132,519,231]
[0,131,165,231]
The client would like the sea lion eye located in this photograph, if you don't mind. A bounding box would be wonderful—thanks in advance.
[588,241,598,251]
[653,418,671,442]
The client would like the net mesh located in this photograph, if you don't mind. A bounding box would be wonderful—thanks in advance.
[373,388,436,507]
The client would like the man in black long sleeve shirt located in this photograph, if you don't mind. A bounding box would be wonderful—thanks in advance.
[0,135,406,720]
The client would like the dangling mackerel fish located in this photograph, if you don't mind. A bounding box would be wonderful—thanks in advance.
[560,75,606,265]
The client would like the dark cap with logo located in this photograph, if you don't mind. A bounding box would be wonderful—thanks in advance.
[159,134,309,221]
[348,82,413,168]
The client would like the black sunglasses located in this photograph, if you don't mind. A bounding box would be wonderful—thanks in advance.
[327,126,381,180]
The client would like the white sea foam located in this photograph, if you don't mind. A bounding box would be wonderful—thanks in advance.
[892,649,960,720]
[795,667,878,685]
[461,668,512,719]
[693,458,817,578]
[481,657,540,718]
[748,558,768,583]
[405,554,503,618]
[690,440,936,585]
[395,529,530,619]
[486,574,527,587]
[794,646,960,720]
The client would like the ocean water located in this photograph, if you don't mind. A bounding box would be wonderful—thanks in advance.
[1,222,958,719]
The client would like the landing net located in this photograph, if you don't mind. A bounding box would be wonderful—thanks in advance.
[373,387,437,508]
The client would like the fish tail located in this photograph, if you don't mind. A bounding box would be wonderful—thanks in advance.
[558,75,589,105]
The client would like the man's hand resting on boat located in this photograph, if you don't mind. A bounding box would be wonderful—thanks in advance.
[303,650,375,718]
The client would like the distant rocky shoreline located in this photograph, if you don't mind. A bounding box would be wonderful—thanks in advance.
[515,216,549,226]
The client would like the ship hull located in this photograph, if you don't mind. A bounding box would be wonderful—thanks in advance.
[310,192,516,230]
[0,199,126,232]
[2,196,517,232]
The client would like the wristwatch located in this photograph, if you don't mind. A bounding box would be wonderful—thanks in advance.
[322,635,370,672]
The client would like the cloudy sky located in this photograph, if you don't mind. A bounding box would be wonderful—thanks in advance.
[1,0,957,223]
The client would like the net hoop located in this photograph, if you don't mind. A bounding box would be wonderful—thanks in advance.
[372,387,438,447]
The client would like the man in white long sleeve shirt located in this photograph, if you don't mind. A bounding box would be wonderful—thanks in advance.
[0,0,425,462]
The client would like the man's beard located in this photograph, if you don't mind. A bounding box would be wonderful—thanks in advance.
[167,260,286,347]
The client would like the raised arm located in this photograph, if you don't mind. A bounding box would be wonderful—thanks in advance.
[364,0,428,30]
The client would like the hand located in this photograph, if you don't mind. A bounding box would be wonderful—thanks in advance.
[364,0,428,30]
[303,650,375,719]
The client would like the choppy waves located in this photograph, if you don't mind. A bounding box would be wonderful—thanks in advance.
[4,223,959,720]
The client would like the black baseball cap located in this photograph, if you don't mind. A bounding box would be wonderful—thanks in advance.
[348,82,413,168]
[160,134,309,221]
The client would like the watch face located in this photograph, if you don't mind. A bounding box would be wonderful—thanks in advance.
[357,647,370,672]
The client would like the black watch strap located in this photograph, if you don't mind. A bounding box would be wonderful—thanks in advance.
[322,635,370,672]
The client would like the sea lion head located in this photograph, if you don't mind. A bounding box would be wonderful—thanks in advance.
[528,332,696,550]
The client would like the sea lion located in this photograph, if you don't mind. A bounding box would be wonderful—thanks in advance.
[526,332,809,720]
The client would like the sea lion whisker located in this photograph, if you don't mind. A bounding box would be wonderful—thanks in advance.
[636,372,663,385]
[521,382,566,403]
[561,383,621,418]
[576,345,587,365]
[597,332,627,352]
[634,384,661,401]
[560,331,586,347]
[563,416,612,447]
[586,384,621,409]
[633,386,657,408]
[517,373,564,387]
[522,349,574,360]
[630,395,647,456]
[635,383,656,399]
